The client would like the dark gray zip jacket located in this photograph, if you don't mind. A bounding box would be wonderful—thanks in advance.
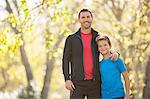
[62,28,101,81]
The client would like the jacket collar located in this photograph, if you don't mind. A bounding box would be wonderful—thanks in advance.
[75,28,98,38]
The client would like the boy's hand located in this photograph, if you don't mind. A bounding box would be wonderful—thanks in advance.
[124,94,130,99]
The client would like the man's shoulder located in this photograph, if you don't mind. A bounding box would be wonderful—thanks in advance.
[66,33,77,41]
[92,28,98,33]
[67,32,76,37]
[67,29,80,38]
[66,34,73,40]
[91,28,99,37]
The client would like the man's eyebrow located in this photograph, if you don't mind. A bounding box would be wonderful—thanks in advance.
[81,16,85,18]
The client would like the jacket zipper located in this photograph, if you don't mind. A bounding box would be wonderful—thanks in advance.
[91,37,96,80]
[74,34,86,80]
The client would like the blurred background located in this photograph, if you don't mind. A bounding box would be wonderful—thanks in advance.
[0,0,149,99]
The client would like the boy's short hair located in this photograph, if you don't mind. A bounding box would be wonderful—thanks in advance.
[96,34,111,46]
[78,9,93,18]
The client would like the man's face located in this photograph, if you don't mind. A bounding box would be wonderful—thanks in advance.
[78,11,93,29]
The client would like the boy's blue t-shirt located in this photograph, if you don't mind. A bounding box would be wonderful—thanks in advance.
[99,57,126,99]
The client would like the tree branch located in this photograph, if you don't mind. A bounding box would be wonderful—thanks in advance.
[5,0,13,13]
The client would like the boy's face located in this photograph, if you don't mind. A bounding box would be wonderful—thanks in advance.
[78,11,93,29]
[97,40,111,55]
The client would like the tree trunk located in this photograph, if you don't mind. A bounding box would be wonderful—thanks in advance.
[19,43,33,83]
[143,56,150,99]
[41,26,64,99]
[18,36,35,99]
[41,51,55,99]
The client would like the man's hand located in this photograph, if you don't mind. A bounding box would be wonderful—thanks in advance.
[110,50,119,61]
[65,80,75,91]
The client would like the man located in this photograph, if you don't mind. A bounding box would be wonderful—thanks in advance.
[62,9,119,99]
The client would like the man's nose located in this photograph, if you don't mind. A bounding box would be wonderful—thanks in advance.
[84,17,89,20]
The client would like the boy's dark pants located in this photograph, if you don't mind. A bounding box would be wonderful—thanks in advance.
[70,80,101,99]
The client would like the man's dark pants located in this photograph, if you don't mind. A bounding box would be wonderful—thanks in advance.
[70,80,101,99]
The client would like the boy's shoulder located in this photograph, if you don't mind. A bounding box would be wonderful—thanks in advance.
[99,59,112,63]
[115,57,126,67]
[99,58,124,64]
[116,57,123,62]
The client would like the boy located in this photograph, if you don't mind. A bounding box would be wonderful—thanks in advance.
[96,35,130,99]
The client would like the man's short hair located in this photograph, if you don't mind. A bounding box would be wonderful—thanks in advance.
[78,9,93,18]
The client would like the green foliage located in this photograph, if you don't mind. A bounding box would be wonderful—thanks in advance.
[56,0,62,4]
[0,33,7,53]
[0,29,22,55]
[44,8,73,49]
[43,0,62,5]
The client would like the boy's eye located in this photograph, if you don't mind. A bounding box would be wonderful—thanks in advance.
[104,44,107,46]
[99,45,102,47]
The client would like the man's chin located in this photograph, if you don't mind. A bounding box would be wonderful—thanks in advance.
[84,26,91,29]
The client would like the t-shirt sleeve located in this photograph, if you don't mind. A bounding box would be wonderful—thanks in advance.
[116,58,126,73]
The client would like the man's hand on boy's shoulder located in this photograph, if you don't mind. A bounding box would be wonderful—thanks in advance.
[110,50,119,61]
